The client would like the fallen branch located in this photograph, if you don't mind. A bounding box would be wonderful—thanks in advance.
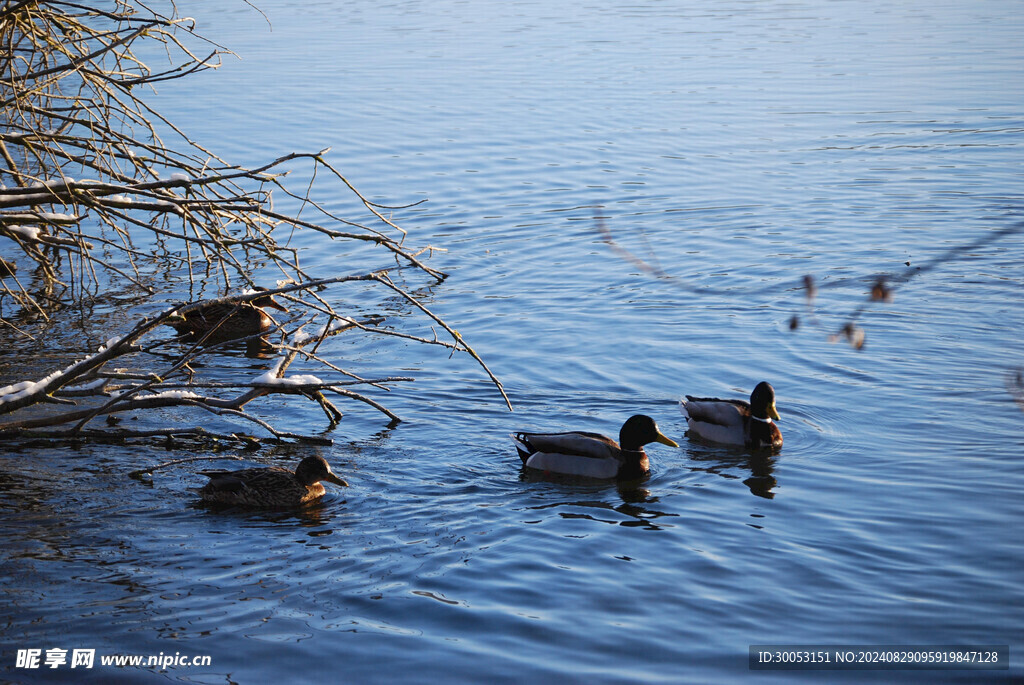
[0,276,508,441]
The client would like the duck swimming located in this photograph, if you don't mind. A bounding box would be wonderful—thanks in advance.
[681,381,782,451]
[512,414,678,479]
[196,456,348,507]
[167,287,288,343]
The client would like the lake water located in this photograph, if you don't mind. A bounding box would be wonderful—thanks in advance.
[2,0,1023,682]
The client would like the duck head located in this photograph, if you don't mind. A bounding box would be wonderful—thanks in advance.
[294,456,348,487]
[750,382,780,421]
[251,286,289,312]
[619,415,679,452]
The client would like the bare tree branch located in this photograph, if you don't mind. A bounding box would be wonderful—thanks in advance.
[0,2,511,445]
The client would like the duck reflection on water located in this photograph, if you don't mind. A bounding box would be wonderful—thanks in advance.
[522,487,677,531]
[687,449,778,499]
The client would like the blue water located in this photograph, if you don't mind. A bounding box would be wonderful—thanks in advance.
[2,0,1023,682]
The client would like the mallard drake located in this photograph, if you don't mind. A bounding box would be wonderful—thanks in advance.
[680,381,782,451]
[167,287,288,343]
[196,456,348,507]
[511,414,678,479]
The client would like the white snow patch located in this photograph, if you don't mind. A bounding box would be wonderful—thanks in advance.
[37,212,78,223]
[289,326,312,346]
[314,317,357,339]
[97,336,123,353]
[254,358,323,386]
[65,378,108,392]
[146,390,201,400]
[8,225,41,241]
[266,374,324,386]
[32,177,74,188]
[0,369,62,405]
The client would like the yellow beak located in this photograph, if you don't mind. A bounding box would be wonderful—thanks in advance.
[768,403,781,421]
[654,431,679,448]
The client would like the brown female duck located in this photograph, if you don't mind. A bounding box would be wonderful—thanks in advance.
[167,287,287,343]
[196,456,348,507]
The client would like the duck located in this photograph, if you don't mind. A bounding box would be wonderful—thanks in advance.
[196,456,348,507]
[511,414,678,480]
[680,381,782,451]
[166,287,288,343]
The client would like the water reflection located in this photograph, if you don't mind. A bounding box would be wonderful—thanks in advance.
[526,491,679,531]
[191,496,342,528]
[687,449,778,500]
[147,334,281,360]
[0,465,50,513]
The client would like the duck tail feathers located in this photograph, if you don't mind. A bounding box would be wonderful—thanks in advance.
[510,433,532,463]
